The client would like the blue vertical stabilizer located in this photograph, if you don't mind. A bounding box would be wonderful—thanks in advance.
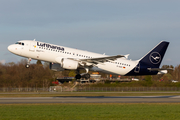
[126,41,169,76]
[139,41,169,68]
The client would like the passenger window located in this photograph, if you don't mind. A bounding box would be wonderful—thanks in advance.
[22,43,24,45]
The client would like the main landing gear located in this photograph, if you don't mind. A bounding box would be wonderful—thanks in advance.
[25,58,31,68]
[75,74,81,80]
[75,73,90,80]
[75,68,90,80]
[82,73,90,79]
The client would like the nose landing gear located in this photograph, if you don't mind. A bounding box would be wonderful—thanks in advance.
[25,58,31,68]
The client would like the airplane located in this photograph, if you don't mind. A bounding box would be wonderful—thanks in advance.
[8,40,169,79]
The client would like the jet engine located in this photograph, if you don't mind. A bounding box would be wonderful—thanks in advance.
[49,63,64,71]
[61,58,79,70]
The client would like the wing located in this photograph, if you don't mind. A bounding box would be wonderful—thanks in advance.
[80,55,124,64]
[67,55,124,68]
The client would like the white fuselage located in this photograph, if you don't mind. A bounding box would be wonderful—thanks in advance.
[8,40,138,75]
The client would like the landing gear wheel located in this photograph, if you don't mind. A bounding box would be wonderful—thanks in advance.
[25,64,30,68]
[84,73,90,79]
[75,74,81,80]
[25,58,31,68]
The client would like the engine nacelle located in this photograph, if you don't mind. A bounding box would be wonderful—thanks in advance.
[49,63,64,71]
[61,58,79,70]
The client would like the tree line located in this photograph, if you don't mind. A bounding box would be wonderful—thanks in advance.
[0,59,53,88]
[0,59,180,87]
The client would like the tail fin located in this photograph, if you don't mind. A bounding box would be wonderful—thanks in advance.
[139,41,169,68]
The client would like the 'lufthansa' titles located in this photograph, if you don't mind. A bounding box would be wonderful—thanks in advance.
[37,42,65,51]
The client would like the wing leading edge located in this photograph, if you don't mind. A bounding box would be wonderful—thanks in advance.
[80,55,124,64]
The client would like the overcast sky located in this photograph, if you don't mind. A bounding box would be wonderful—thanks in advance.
[1,0,180,67]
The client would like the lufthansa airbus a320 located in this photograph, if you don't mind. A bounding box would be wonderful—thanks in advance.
[8,40,169,79]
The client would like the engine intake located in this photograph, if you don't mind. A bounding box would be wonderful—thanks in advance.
[61,58,79,70]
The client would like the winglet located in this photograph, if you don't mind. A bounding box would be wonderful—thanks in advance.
[124,54,130,59]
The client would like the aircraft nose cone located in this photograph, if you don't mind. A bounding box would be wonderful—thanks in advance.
[8,44,21,55]
[8,45,13,52]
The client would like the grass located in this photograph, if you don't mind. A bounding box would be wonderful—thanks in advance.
[0,103,180,120]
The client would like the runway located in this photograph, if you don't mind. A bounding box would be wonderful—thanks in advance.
[0,96,180,104]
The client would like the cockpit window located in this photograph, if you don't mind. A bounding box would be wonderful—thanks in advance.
[15,42,24,46]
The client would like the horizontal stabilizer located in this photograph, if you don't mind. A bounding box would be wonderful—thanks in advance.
[158,70,168,74]
[147,68,173,71]
[148,68,172,74]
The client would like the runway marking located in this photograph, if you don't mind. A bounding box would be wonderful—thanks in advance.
[0,96,180,100]
[169,96,180,98]
[0,96,180,104]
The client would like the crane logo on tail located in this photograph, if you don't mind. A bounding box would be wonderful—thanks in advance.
[149,52,161,64]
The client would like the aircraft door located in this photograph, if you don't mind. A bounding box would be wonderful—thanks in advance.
[134,63,140,73]
[29,41,36,52]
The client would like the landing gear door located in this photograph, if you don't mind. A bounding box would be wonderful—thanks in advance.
[29,41,36,52]
[134,63,140,73]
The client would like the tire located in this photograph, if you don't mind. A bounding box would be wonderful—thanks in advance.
[85,74,90,79]
[25,64,30,68]
[75,74,81,79]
